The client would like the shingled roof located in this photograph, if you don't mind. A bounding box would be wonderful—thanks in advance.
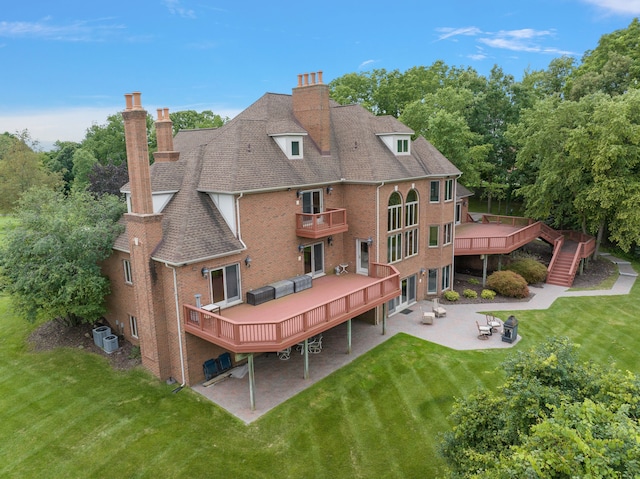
[117,92,460,264]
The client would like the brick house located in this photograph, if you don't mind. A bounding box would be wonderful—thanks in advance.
[102,71,463,392]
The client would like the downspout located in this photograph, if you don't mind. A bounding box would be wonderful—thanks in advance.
[376,182,385,263]
[166,263,186,392]
[235,193,248,250]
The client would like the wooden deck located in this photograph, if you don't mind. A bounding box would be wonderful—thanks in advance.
[455,222,541,255]
[184,263,400,353]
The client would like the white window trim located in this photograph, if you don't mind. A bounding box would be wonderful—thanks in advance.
[430,180,440,203]
[129,315,139,339]
[123,259,133,284]
[444,222,453,245]
[429,225,440,248]
[444,179,454,202]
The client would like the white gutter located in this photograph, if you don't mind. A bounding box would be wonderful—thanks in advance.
[166,263,186,389]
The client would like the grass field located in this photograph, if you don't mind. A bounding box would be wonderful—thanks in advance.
[1,216,639,478]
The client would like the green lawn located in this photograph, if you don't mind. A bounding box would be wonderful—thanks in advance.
[2,213,639,477]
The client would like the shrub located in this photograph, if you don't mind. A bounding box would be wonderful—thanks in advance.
[443,290,460,301]
[468,278,481,285]
[481,289,496,300]
[463,289,477,298]
[506,258,547,284]
[486,270,529,298]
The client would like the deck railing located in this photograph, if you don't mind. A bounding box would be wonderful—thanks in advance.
[455,221,543,254]
[295,208,348,238]
[184,263,399,353]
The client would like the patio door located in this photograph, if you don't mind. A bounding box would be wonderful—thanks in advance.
[303,242,324,276]
[387,274,417,314]
[302,190,322,214]
[356,239,369,275]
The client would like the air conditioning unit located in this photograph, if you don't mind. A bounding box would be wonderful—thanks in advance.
[102,334,119,353]
[92,326,111,348]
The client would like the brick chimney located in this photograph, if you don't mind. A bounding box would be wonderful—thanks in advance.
[122,92,171,381]
[123,92,154,214]
[292,70,331,155]
[154,108,180,162]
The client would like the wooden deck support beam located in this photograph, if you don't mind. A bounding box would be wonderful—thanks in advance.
[248,353,256,411]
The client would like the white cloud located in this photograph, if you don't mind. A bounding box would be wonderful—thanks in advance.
[435,26,482,41]
[0,106,119,151]
[581,0,640,15]
[358,59,377,69]
[478,29,575,55]
[163,0,196,19]
[0,104,242,151]
[0,18,125,42]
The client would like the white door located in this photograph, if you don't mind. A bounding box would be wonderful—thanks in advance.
[356,239,369,275]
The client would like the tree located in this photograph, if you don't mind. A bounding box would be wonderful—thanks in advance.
[0,189,126,324]
[71,148,98,192]
[566,18,640,100]
[0,130,63,212]
[509,90,640,254]
[87,159,129,197]
[439,338,640,478]
[44,141,81,191]
[169,110,227,135]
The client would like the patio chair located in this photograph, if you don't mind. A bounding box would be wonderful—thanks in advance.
[277,347,291,360]
[476,321,492,340]
[419,307,435,325]
[432,298,447,318]
[308,335,323,354]
[486,314,501,333]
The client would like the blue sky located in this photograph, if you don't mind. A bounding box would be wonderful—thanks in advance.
[1,0,639,151]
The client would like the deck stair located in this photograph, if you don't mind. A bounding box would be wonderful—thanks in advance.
[547,241,579,286]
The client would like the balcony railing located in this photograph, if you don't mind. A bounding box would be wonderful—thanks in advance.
[184,263,399,353]
[295,208,348,238]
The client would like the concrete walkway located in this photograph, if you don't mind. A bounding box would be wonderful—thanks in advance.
[193,255,637,423]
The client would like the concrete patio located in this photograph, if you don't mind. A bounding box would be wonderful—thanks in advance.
[192,254,637,423]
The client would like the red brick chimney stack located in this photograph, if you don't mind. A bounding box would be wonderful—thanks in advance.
[154,107,179,162]
[292,70,331,156]
[122,92,172,381]
[123,92,153,214]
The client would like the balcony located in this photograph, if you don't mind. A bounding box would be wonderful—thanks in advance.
[184,263,400,353]
[295,208,348,238]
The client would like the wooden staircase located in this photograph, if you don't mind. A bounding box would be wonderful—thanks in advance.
[546,230,598,287]
[547,242,579,287]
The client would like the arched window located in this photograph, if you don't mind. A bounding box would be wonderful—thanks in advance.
[405,189,418,227]
[387,192,402,232]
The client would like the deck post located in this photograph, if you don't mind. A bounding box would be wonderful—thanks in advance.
[248,353,256,411]
[347,319,352,354]
[382,305,387,335]
[303,338,309,379]
[482,254,488,287]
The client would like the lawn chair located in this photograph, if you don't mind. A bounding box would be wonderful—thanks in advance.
[476,321,492,340]
[486,314,501,333]
[217,352,232,373]
[203,358,220,380]
[433,298,447,318]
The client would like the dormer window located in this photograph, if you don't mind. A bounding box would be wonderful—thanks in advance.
[376,133,412,156]
[270,133,307,160]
